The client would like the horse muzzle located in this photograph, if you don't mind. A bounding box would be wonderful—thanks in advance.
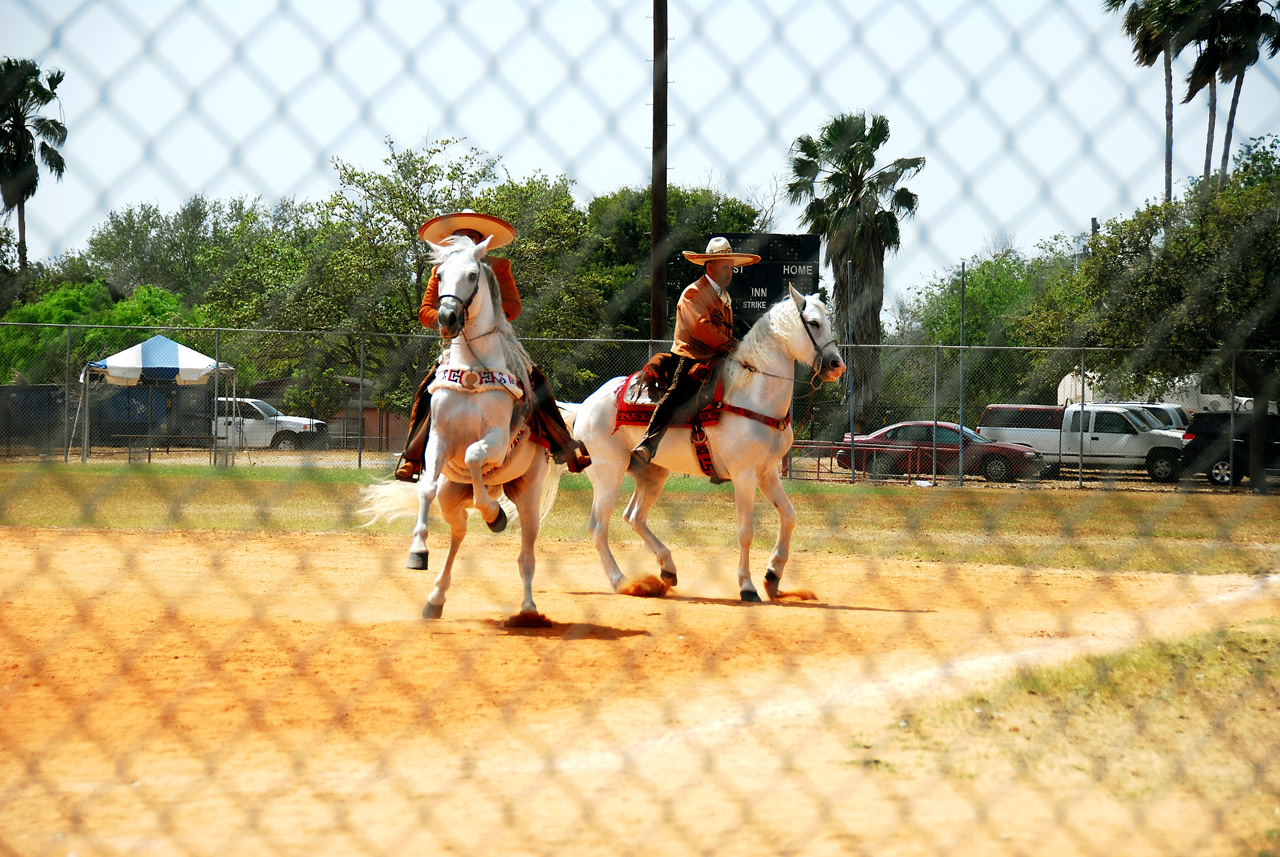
[436,302,463,338]
[818,354,846,382]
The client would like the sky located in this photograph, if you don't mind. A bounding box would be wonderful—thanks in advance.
[4,0,1279,311]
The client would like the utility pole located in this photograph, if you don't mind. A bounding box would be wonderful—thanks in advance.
[650,0,669,345]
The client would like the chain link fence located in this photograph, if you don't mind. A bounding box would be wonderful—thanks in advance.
[4,2,1280,856]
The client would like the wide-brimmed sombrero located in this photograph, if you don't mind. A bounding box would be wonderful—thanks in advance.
[681,236,761,267]
[418,210,516,248]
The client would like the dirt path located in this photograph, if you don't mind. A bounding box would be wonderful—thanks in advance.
[2,526,1277,856]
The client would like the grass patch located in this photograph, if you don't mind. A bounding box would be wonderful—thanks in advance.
[864,620,1280,848]
[1,463,1278,573]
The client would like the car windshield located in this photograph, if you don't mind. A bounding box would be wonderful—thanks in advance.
[1127,408,1162,430]
[251,400,282,417]
[960,426,986,443]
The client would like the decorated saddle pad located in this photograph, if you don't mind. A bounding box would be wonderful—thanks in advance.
[613,371,726,430]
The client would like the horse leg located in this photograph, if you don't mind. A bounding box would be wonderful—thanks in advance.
[758,468,797,601]
[408,437,449,569]
[733,474,763,602]
[586,460,628,592]
[423,479,470,619]
[622,464,678,585]
[465,427,510,531]
[503,463,546,617]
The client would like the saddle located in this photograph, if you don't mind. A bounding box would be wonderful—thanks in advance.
[617,354,726,429]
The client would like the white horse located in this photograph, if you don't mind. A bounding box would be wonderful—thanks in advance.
[571,286,845,602]
[379,235,551,623]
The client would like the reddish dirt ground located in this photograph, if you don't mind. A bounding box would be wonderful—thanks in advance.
[1,525,1277,856]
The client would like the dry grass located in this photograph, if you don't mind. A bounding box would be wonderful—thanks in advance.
[1,463,1278,575]
[859,619,1280,856]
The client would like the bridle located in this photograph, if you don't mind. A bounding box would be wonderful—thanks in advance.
[439,261,502,344]
[797,300,840,383]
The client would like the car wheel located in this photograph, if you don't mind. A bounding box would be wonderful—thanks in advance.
[271,432,298,451]
[981,455,1015,483]
[1205,459,1242,486]
[868,453,895,479]
[1146,449,1179,483]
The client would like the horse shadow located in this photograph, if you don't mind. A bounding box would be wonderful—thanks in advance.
[563,590,936,614]
[483,618,652,639]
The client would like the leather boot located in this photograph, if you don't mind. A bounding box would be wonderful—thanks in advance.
[395,373,434,482]
[529,366,591,472]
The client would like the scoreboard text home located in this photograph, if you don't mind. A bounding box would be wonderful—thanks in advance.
[715,233,821,328]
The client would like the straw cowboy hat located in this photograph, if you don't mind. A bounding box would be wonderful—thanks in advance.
[681,236,761,267]
[418,210,517,248]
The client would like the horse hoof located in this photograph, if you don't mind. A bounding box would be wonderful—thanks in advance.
[660,570,678,587]
[740,589,763,603]
[486,507,508,533]
[423,601,444,620]
[406,551,429,570]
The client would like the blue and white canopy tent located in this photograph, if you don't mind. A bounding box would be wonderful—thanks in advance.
[75,335,236,462]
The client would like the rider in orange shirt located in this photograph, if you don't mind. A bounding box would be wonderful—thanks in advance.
[632,236,760,465]
[395,210,589,482]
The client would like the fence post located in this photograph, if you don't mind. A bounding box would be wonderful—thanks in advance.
[1078,348,1086,488]
[957,262,966,487]
[358,338,365,469]
[932,345,939,485]
[64,325,71,463]
[1229,352,1236,495]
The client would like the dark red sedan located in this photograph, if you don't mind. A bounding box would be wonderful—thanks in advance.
[835,421,1044,482]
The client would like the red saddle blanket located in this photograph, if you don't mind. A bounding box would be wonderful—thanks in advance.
[613,372,726,430]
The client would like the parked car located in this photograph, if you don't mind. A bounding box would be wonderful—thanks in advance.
[1180,411,1280,486]
[1107,401,1190,431]
[212,397,329,450]
[976,402,1184,482]
[835,420,1043,482]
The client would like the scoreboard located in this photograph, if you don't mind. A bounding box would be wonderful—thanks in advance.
[714,233,821,329]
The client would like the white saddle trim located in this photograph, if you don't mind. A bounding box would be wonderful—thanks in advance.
[429,363,525,400]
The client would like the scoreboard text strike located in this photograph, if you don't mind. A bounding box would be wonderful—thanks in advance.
[714,233,821,328]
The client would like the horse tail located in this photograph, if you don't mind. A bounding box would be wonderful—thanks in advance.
[358,480,422,524]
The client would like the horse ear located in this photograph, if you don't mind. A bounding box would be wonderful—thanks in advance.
[788,284,806,311]
[427,240,449,256]
[474,234,493,260]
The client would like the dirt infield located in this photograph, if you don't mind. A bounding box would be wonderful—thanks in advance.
[2,525,1278,856]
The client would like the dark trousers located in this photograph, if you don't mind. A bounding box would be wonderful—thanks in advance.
[637,356,706,451]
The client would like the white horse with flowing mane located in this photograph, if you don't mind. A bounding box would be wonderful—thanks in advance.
[364,235,553,624]
[570,286,845,602]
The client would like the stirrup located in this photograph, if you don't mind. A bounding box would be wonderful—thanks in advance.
[394,459,421,483]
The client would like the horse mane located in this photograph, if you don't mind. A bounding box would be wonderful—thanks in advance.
[722,296,806,389]
[431,236,533,394]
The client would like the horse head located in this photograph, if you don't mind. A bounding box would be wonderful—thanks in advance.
[788,285,845,382]
[428,234,494,339]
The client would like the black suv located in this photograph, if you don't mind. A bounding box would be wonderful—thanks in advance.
[1180,411,1280,486]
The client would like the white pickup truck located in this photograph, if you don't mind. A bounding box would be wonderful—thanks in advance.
[212,397,329,450]
[976,403,1183,482]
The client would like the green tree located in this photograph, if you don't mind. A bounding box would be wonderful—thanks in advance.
[582,183,763,338]
[1022,136,1280,488]
[787,110,924,430]
[0,57,67,271]
[327,136,498,326]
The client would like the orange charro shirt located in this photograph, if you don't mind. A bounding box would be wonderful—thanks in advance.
[418,256,521,329]
[672,274,734,361]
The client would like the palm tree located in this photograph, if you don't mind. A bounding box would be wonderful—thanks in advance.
[0,57,68,270]
[1102,0,1197,203]
[787,111,924,430]
[1181,0,1280,188]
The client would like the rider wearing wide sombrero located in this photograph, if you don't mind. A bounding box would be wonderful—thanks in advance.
[395,210,591,482]
[631,236,760,465]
